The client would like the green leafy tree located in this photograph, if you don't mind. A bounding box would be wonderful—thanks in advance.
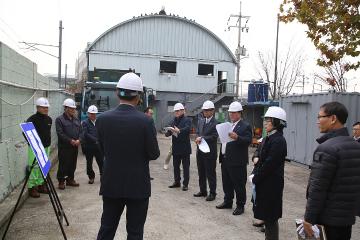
[279,0,360,70]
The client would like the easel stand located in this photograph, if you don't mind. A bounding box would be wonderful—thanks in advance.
[2,159,69,240]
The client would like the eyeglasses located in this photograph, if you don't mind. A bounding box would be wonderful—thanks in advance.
[353,128,360,131]
[317,115,331,119]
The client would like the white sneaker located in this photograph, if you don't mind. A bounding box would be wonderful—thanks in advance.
[163,164,169,170]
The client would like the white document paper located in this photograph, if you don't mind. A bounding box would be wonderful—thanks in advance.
[198,138,210,153]
[216,122,233,144]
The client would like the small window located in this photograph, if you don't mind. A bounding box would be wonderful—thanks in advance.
[160,61,177,74]
[198,64,214,76]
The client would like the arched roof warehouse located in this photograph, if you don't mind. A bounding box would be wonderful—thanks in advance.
[87,14,236,64]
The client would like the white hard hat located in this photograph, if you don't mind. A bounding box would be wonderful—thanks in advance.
[264,106,286,122]
[202,100,215,110]
[228,101,243,112]
[116,72,144,92]
[35,97,50,107]
[87,105,98,114]
[63,98,76,108]
[173,103,185,111]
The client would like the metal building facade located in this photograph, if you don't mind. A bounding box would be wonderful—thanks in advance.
[87,14,236,94]
[280,92,360,165]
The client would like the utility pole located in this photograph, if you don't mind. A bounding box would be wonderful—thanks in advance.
[19,21,63,89]
[274,15,280,99]
[64,63,67,89]
[226,1,250,100]
[58,20,63,88]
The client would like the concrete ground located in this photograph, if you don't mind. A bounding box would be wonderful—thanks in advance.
[3,135,360,240]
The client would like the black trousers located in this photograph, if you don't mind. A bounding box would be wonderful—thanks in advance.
[84,146,103,179]
[97,197,149,240]
[221,163,247,207]
[264,220,279,240]
[57,147,78,181]
[173,154,190,186]
[324,225,352,240]
[196,152,217,194]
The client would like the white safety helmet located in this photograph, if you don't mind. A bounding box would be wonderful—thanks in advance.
[202,100,215,110]
[228,101,243,112]
[264,106,286,122]
[173,103,185,111]
[35,97,50,107]
[87,105,98,114]
[116,72,144,92]
[63,98,76,109]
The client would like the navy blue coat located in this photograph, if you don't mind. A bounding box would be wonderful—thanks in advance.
[252,130,287,222]
[165,115,192,156]
[81,119,99,150]
[96,104,160,199]
[219,120,252,166]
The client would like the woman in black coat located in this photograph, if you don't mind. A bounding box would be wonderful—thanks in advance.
[250,106,287,240]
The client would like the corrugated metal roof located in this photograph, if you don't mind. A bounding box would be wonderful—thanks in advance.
[87,14,236,63]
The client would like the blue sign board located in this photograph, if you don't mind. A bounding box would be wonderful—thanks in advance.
[20,122,51,177]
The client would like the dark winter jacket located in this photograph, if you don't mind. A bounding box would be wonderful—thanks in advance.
[165,115,192,156]
[55,113,81,148]
[81,119,99,149]
[305,127,360,226]
[25,112,52,148]
[252,130,287,221]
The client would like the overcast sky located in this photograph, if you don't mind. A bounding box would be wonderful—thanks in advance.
[0,0,358,92]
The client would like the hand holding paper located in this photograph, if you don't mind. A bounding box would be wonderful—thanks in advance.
[198,138,210,153]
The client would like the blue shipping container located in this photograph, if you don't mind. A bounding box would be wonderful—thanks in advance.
[248,83,269,102]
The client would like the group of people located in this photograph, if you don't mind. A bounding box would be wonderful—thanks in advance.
[24,71,360,240]
[25,97,103,198]
[164,98,286,239]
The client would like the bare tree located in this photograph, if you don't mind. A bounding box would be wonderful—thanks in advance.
[256,45,304,99]
[314,59,351,92]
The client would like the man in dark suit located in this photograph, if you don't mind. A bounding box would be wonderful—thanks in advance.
[353,122,360,143]
[96,73,160,240]
[165,102,192,191]
[194,100,218,201]
[216,101,252,216]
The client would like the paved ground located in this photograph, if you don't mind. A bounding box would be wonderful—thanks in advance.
[4,135,360,239]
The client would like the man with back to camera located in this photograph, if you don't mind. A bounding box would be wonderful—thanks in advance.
[96,72,160,240]
[216,101,252,216]
[303,102,360,240]
[165,102,192,191]
[194,100,218,201]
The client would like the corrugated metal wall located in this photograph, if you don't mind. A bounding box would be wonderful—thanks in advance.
[90,15,235,63]
[88,15,236,94]
[280,92,360,165]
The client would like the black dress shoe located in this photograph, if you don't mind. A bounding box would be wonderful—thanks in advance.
[193,192,207,197]
[216,202,232,209]
[182,186,188,191]
[206,193,216,201]
[150,177,154,180]
[232,206,244,215]
[168,182,181,188]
